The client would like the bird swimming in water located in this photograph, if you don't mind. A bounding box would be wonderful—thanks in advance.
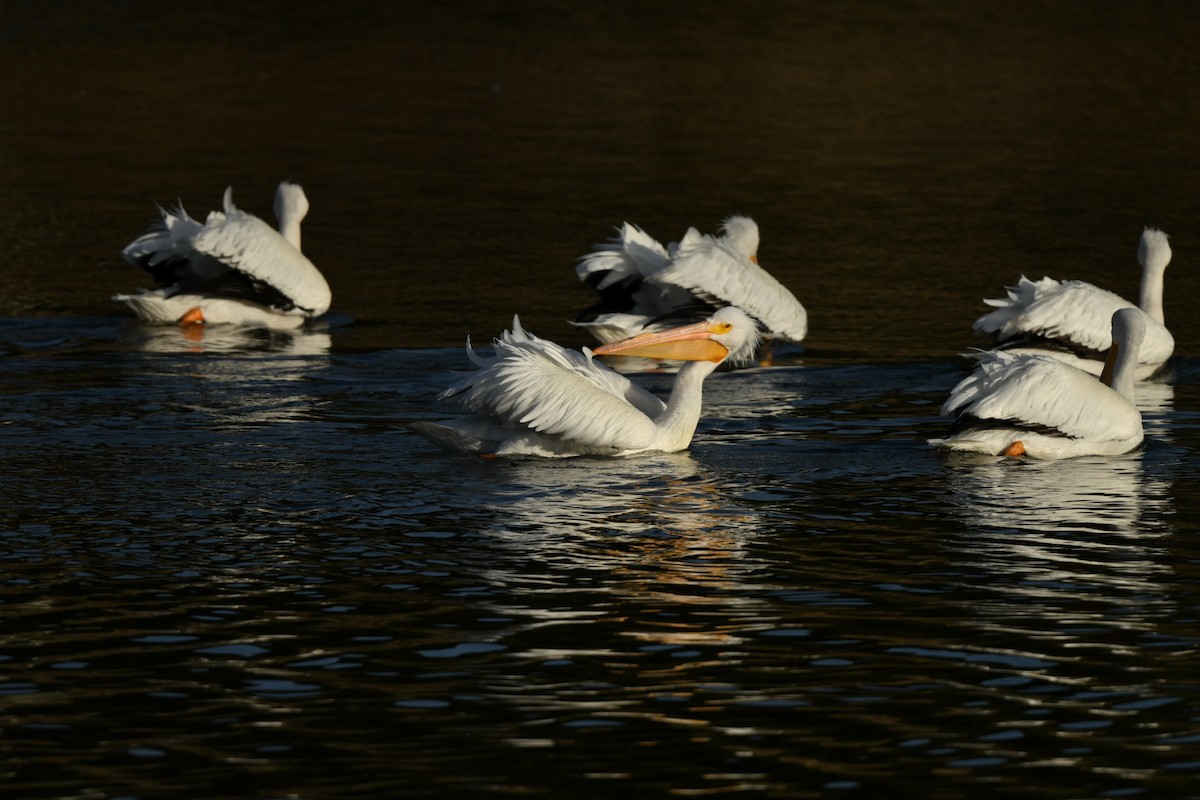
[413,307,761,457]
[115,182,331,330]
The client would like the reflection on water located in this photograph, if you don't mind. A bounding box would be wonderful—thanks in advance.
[946,455,1174,612]
[948,452,1172,535]
[479,454,773,651]
[2,334,1198,799]
[119,322,334,359]
[117,323,335,432]
[1136,379,1176,441]
[936,455,1188,752]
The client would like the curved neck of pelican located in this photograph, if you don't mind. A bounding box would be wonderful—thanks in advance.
[1102,336,1140,403]
[654,359,721,446]
[1139,263,1166,323]
[277,213,303,251]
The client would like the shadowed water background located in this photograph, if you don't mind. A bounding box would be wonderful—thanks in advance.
[3,2,1200,798]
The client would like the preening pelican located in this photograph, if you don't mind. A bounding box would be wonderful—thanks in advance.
[972,227,1172,379]
[115,182,332,330]
[573,216,807,348]
[412,307,760,457]
[933,308,1147,459]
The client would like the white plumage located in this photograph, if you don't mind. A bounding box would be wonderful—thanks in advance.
[933,308,1147,459]
[115,182,331,330]
[573,216,807,348]
[413,307,760,457]
[972,227,1173,379]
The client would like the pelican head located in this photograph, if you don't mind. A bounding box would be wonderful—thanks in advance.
[1100,307,1148,397]
[274,182,310,250]
[721,215,760,264]
[592,306,760,366]
[1136,226,1171,324]
[1138,227,1171,274]
[275,182,310,225]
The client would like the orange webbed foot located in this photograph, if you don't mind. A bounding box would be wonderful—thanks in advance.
[1001,441,1026,457]
[179,307,205,326]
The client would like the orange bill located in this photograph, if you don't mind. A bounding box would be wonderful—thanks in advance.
[593,320,729,363]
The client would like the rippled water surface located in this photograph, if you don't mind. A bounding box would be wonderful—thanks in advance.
[4,2,1200,798]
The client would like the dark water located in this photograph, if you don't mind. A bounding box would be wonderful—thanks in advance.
[4,2,1200,798]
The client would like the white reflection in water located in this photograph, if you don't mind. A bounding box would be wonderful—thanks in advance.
[945,453,1175,634]
[123,323,333,361]
[1135,379,1174,442]
[123,324,333,430]
[472,453,777,649]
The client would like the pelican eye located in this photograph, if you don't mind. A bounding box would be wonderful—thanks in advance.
[710,322,734,334]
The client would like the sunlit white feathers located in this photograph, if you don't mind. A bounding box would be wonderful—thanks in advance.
[934,308,1147,459]
[573,216,807,347]
[115,182,332,330]
[972,227,1173,379]
[413,307,760,457]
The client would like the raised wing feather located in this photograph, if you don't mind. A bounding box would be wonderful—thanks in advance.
[974,277,1127,353]
[653,227,808,341]
[122,204,228,285]
[575,222,671,290]
[944,351,1141,442]
[974,276,1173,366]
[190,202,331,315]
[442,318,667,451]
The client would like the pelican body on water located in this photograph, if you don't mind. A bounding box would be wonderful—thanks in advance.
[115,182,332,330]
[413,307,760,458]
[934,308,1148,459]
[973,227,1173,379]
[573,216,806,351]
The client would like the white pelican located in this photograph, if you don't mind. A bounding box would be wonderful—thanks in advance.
[412,307,760,457]
[573,216,807,349]
[933,308,1147,459]
[972,227,1173,379]
[114,182,332,330]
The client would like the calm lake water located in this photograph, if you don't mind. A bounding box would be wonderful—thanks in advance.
[3,2,1200,798]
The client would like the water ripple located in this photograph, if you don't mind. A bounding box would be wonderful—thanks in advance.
[3,325,1199,798]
